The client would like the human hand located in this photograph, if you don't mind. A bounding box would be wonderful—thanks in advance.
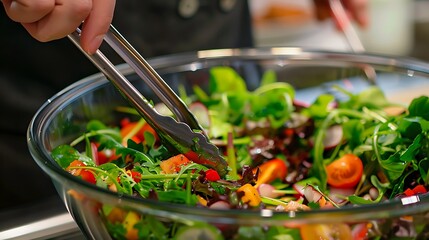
[313,0,368,29]
[2,0,116,54]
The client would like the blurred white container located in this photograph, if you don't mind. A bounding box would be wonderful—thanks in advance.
[358,0,414,56]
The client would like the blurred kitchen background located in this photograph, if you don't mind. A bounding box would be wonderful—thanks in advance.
[250,0,429,61]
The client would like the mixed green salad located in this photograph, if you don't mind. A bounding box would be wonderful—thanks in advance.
[52,67,429,239]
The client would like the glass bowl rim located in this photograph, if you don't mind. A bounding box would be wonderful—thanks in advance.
[27,47,429,223]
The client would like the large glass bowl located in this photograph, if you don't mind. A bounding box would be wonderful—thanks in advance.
[28,48,429,239]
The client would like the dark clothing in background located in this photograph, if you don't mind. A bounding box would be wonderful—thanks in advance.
[0,0,253,212]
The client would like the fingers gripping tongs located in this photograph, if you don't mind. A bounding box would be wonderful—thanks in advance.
[68,25,228,176]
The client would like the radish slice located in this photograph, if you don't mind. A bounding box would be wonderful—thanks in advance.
[257,184,284,198]
[292,183,306,197]
[189,102,210,129]
[90,142,99,165]
[209,201,230,210]
[304,185,323,203]
[154,103,173,116]
[309,124,343,149]
[329,187,355,204]
[323,124,343,150]
[293,99,310,108]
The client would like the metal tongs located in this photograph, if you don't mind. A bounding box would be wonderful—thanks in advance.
[68,25,228,176]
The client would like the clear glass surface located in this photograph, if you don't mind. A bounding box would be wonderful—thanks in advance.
[28,47,429,239]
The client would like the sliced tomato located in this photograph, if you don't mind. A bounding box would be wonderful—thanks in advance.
[160,154,191,174]
[255,158,288,187]
[404,188,415,197]
[67,160,85,175]
[67,160,97,184]
[404,184,427,196]
[326,154,363,189]
[79,169,97,184]
[129,170,142,183]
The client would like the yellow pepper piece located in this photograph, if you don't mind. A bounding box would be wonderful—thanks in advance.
[123,211,140,240]
[237,183,261,207]
[197,195,208,206]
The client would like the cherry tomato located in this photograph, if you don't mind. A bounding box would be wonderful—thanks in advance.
[205,169,221,181]
[326,154,363,189]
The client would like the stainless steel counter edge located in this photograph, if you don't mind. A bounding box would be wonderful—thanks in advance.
[0,213,81,240]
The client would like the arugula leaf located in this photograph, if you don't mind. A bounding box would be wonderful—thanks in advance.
[348,195,374,205]
[371,173,390,200]
[349,175,390,204]
[379,152,408,183]
[390,167,417,197]
[156,190,198,205]
[135,216,169,240]
[419,160,429,184]
[338,86,389,110]
[97,134,155,165]
[342,119,365,150]
[105,222,127,240]
[302,94,335,119]
[209,66,247,95]
[400,133,423,162]
[118,174,134,195]
[208,117,234,139]
[251,82,295,128]
[86,120,122,142]
[51,145,94,168]
[86,119,108,131]
[408,96,429,120]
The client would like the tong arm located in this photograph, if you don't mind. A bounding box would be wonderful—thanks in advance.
[67,28,228,176]
[104,25,204,132]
